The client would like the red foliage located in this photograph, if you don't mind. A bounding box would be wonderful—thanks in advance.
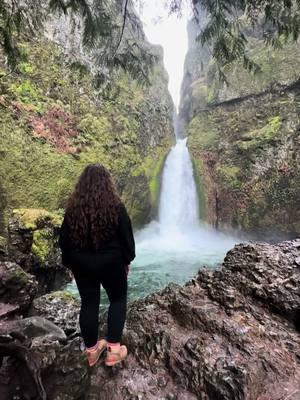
[29,106,78,153]
[12,101,36,113]
[201,150,217,169]
[278,161,291,177]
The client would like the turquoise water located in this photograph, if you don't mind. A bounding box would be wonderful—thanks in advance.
[66,221,239,304]
[66,140,240,303]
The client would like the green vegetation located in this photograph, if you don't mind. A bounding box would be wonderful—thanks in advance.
[46,290,79,303]
[211,40,300,101]
[0,236,7,250]
[32,229,54,264]
[0,38,173,228]
[181,0,300,80]
[0,0,157,85]
[11,208,60,264]
[216,165,241,190]
[236,117,282,152]
[13,209,62,230]
[134,145,170,210]
[191,158,207,220]
[3,0,300,82]
[186,83,300,235]
[188,113,219,151]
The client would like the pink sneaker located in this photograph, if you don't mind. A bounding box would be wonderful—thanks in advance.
[105,343,128,367]
[86,339,107,367]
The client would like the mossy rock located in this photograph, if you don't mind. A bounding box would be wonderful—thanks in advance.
[31,228,55,264]
[216,164,242,190]
[235,117,282,152]
[12,208,62,230]
[0,235,7,252]
[0,261,38,311]
[187,113,220,151]
[29,290,80,335]
[10,208,62,265]
[0,37,173,226]
[191,157,208,221]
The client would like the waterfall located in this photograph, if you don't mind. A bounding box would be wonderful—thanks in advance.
[66,3,239,303]
[122,4,238,300]
[159,138,199,233]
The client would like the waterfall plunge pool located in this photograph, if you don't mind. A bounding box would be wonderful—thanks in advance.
[66,220,238,304]
[66,140,239,304]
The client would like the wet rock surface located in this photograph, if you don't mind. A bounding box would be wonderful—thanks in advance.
[0,261,38,314]
[0,239,299,399]
[29,290,80,336]
[0,318,89,400]
[89,240,300,399]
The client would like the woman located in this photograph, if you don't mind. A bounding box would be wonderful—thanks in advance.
[59,164,135,367]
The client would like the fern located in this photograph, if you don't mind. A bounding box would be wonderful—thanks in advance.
[0,0,157,86]
[172,0,300,77]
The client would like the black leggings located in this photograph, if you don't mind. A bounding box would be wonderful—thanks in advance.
[71,253,127,348]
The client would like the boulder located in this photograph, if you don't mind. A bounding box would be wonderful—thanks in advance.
[89,240,300,399]
[0,317,89,400]
[206,240,300,327]
[29,290,80,336]
[7,209,71,294]
[0,261,38,314]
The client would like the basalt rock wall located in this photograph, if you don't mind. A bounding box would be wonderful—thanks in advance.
[180,14,300,238]
[0,1,174,232]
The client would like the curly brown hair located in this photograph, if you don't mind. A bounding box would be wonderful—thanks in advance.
[66,164,121,250]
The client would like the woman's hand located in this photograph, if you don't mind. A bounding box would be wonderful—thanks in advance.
[125,264,131,276]
[68,269,74,280]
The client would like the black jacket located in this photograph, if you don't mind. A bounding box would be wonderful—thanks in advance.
[59,203,135,267]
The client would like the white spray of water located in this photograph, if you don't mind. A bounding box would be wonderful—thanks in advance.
[134,137,237,280]
[68,7,240,302]
[159,138,198,233]
[129,7,240,301]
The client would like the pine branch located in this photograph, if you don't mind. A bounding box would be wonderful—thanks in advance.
[111,0,129,59]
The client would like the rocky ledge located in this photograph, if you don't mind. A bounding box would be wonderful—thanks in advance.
[0,240,299,400]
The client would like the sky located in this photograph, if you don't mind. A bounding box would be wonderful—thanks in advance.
[137,1,190,110]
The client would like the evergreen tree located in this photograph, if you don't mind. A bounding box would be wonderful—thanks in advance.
[2,1,300,82]
[169,0,300,80]
[0,0,156,85]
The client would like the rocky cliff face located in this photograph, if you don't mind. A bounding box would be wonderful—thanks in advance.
[0,2,174,232]
[1,239,299,399]
[180,14,300,238]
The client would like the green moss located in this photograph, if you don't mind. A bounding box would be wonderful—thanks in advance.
[211,39,300,100]
[148,151,168,209]
[191,80,211,108]
[188,113,219,151]
[10,80,42,105]
[18,62,35,75]
[216,164,241,189]
[13,208,62,230]
[11,263,30,283]
[191,157,207,220]
[0,235,7,250]
[236,116,281,152]
[31,228,53,264]
[129,144,171,222]
[11,208,60,264]
[0,37,173,226]
[48,290,78,303]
